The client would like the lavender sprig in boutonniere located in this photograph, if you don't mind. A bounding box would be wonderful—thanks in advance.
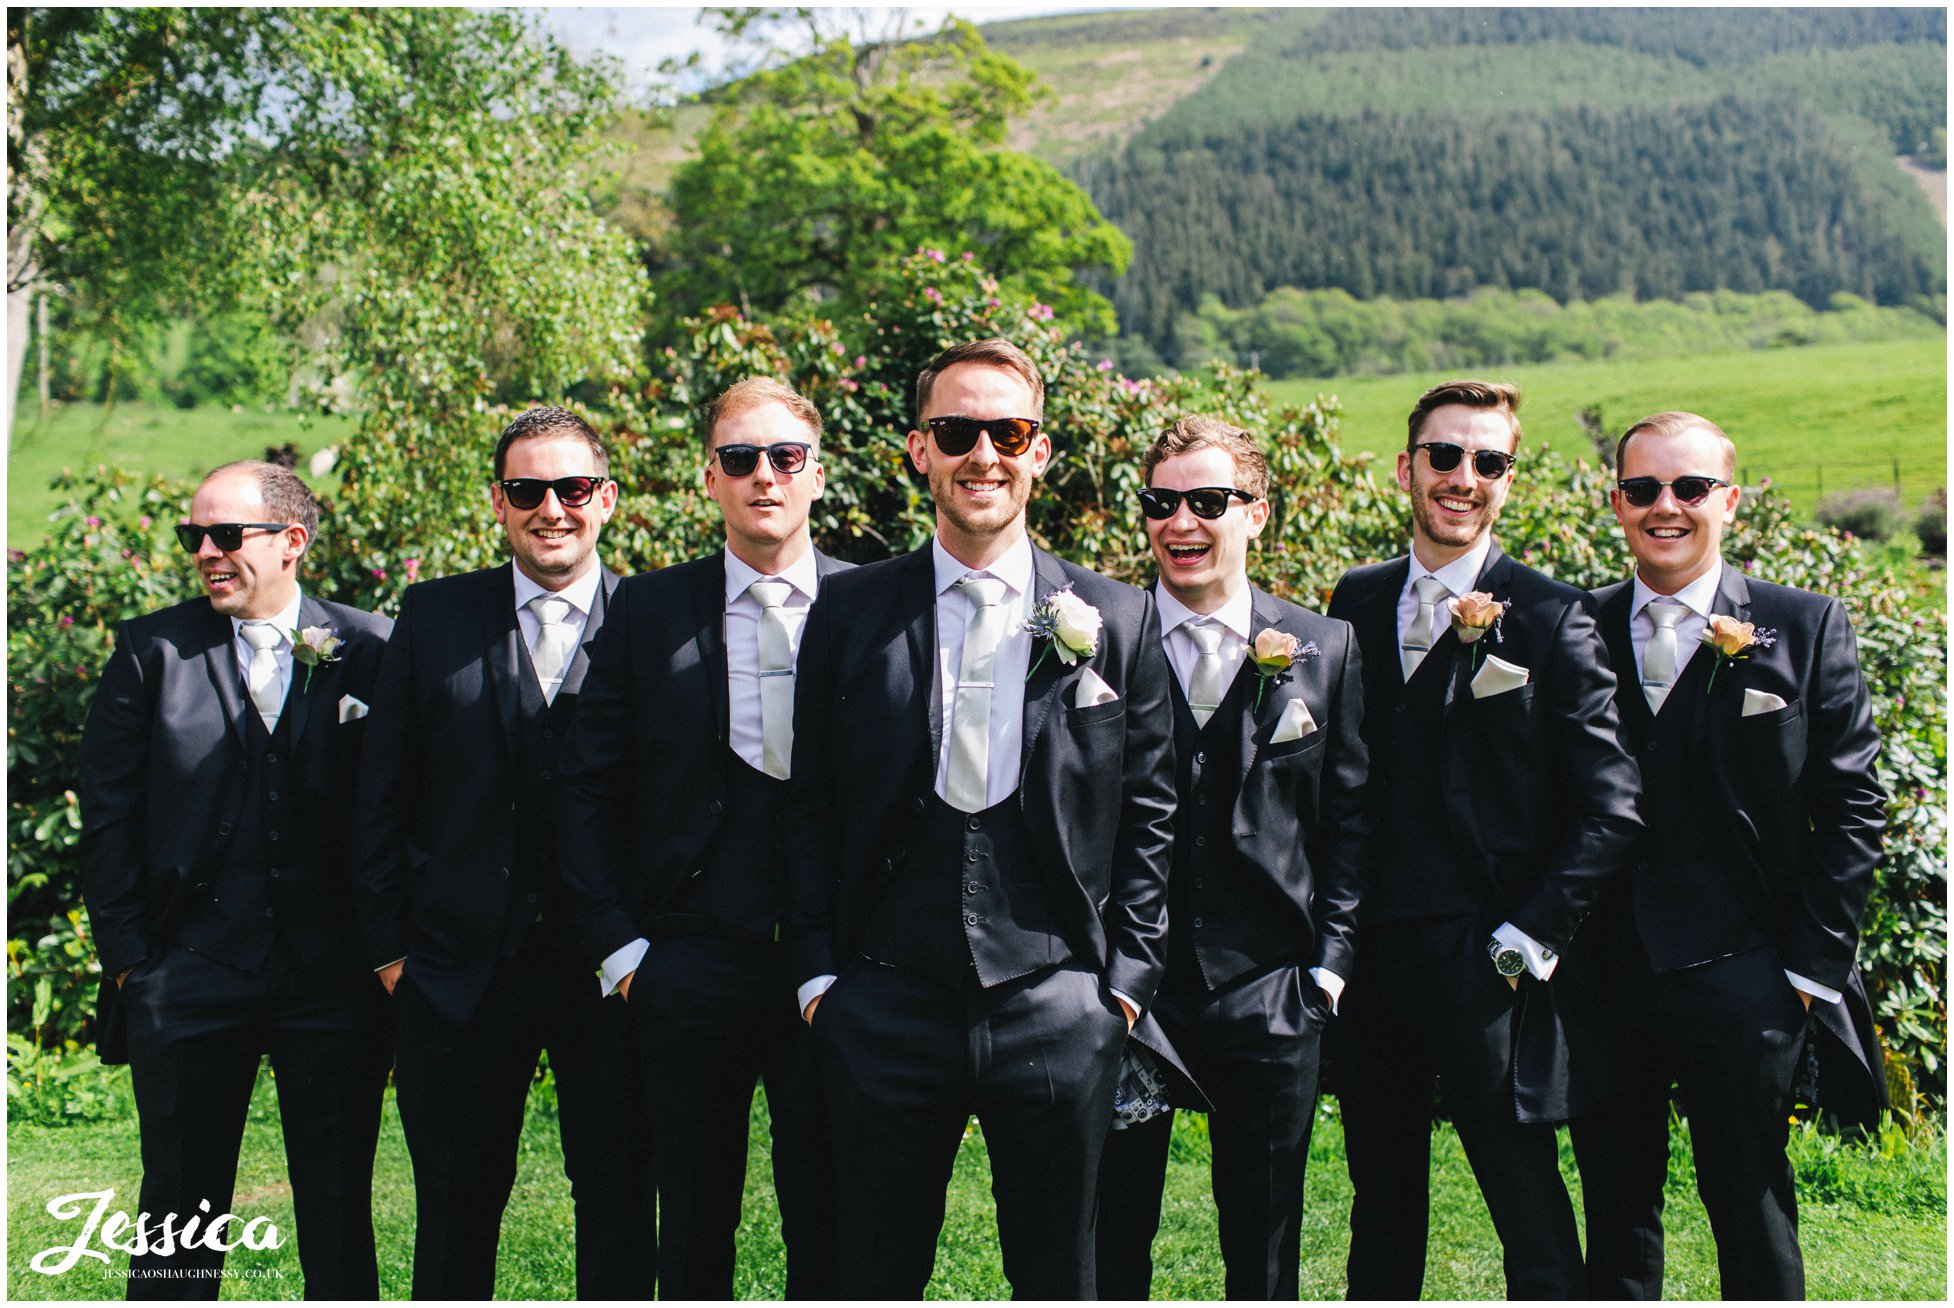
[1023,586,1102,680]
[290,625,344,694]
[1448,591,1507,668]
[1249,628,1320,712]
[1700,615,1775,691]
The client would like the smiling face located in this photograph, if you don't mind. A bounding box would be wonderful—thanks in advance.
[1611,422,1740,595]
[187,469,307,619]
[906,361,1051,567]
[491,432,617,590]
[1145,445,1268,614]
[1396,403,1516,567]
[704,398,825,570]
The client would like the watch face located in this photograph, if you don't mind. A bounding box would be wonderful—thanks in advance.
[1491,946,1526,977]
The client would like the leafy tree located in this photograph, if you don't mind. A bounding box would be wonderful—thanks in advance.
[657,9,1130,336]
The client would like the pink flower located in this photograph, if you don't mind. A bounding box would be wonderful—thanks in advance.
[404,558,421,583]
[986,298,1000,308]
[831,342,845,355]
[928,248,945,263]
[372,567,387,580]
[840,379,859,392]
[1030,303,1055,321]
[1097,359,1114,371]
[853,355,866,368]
[58,615,73,628]
[86,516,102,527]
[139,515,151,529]
[923,287,942,303]
[962,251,974,261]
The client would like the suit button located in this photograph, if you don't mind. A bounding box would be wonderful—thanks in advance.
[1646,741,1660,753]
[511,802,519,812]
[544,729,555,740]
[1194,751,1206,765]
[500,867,511,879]
[267,831,279,843]
[965,913,979,926]
[542,769,553,781]
[967,816,982,831]
[266,753,279,764]
[966,882,981,895]
[264,908,275,918]
[1194,878,1204,889]
[266,791,278,802]
[912,797,927,814]
[710,800,724,816]
[883,857,895,872]
[268,868,280,879]
[1395,704,1404,714]
[1194,836,1207,848]
[967,851,980,863]
[218,823,234,837]
[1196,793,1208,806]
[1193,917,1204,928]
[526,893,538,904]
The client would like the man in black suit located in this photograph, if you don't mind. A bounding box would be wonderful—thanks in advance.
[1096,417,1369,1299]
[1571,410,1887,1299]
[555,378,844,1298]
[783,337,1178,1298]
[353,407,654,1298]
[80,460,391,1297]
[1326,380,1642,1299]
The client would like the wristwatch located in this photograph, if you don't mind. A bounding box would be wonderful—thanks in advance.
[1488,937,1526,978]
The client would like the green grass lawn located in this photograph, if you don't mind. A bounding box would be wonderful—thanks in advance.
[7,403,353,551]
[1265,337,1948,513]
[7,1075,1945,1300]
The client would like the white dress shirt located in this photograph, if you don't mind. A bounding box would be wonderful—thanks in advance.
[512,563,601,697]
[723,546,820,774]
[1396,533,1494,659]
[230,589,304,711]
[930,533,1035,807]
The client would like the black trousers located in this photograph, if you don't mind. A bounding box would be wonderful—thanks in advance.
[391,926,655,1300]
[1097,961,1328,1300]
[121,940,390,1300]
[1338,916,1583,1300]
[816,960,1128,1299]
[629,930,839,1299]
[1570,941,1811,1300]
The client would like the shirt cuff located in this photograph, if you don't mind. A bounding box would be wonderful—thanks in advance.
[599,938,649,998]
[1308,966,1346,1015]
[375,956,406,974]
[1494,922,1559,982]
[1784,970,1843,1005]
[797,974,837,1017]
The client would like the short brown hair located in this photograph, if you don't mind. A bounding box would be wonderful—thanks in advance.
[702,376,823,454]
[1616,411,1737,480]
[1406,379,1522,451]
[203,460,320,554]
[493,406,609,480]
[1141,416,1270,499]
[914,337,1045,426]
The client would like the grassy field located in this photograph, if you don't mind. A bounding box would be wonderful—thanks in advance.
[1265,337,1947,513]
[6,403,354,551]
[7,1078,1946,1300]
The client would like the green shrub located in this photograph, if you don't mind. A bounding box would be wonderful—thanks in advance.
[1815,487,1906,541]
[1914,488,1946,556]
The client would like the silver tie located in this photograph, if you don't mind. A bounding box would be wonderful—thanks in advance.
[748,579,797,780]
[1185,619,1227,728]
[239,621,284,731]
[946,576,1009,813]
[528,595,576,705]
[1642,599,1689,713]
[1401,575,1450,680]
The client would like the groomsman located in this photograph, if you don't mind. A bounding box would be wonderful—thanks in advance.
[1326,380,1641,1299]
[1571,411,1887,1299]
[80,460,391,1296]
[784,337,1180,1298]
[353,407,654,1298]
[555,378,843,1297]
[1097,417,1370,1299]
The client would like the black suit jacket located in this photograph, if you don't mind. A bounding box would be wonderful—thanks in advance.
[1329,544,1642,1120]
[79,593,390,1053]
[1167,584,1369,989]
[1590,562,1888,1126]
[352,563,618,1029]
[555,549,852,966]
[783,545,1178,1010]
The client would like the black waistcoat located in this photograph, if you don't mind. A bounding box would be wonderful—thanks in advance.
[1363,646,1483,923]
[504,647,583,957]
[663,746,789,937]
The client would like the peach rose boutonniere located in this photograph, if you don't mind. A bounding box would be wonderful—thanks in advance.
[1699,615,1776,691]
[290,625,344,693]
[1250,628,1320,712]
[1448,591,1508,667]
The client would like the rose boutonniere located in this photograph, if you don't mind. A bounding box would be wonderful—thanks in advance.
[1249,628,1320,712]
[1699,615,1775,691]
[290,625,344,693]
[1449,591,1508,667]
[1023,586,1102,679]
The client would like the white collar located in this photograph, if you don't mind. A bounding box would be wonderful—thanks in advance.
[1154,577,1254,643]
[931,532,1034,599]
[512,561,602,618]
[1631,560,1723,622]
[231,589,304,644]
[1408,533,1494,596]
[724,544,821,605]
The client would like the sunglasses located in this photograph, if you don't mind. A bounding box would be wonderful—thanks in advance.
[926,415,1041,458]
[1415,442,1518,479]
[496,476,609,510]
[712,442,812,477]
[175,522,291,553]
[1137,486,1258,521]
[1616,475,1731,508]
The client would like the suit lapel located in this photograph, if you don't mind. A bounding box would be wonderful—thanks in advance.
[900,549,943,764]
[284,594,335,755]
[1598,582,1652,738]
[559,567,620,703]
[1694,561,1752,756]
[1018,548,1073,785]
[1238,587,1288,778]
[1445,543,1511,715]
[691,555,731,745]
[1356,557,1410,690]
[483,564,526,780]
[199,604,250,750]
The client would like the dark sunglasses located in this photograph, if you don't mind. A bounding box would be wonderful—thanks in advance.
[175,522,291,553]
[1137,486,1258,521]
[496,476,608,510]
[712,442,811,477]
[1416,442,1517,479]
[1616,475,1730,508]
[926,415,1041,457]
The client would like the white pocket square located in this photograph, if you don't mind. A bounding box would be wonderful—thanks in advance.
[1469,655,1531,699]
[1742,688,1789,717]
[338,694,370,723]
[1270,697,1319,744]
[1074,667,1119,709]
